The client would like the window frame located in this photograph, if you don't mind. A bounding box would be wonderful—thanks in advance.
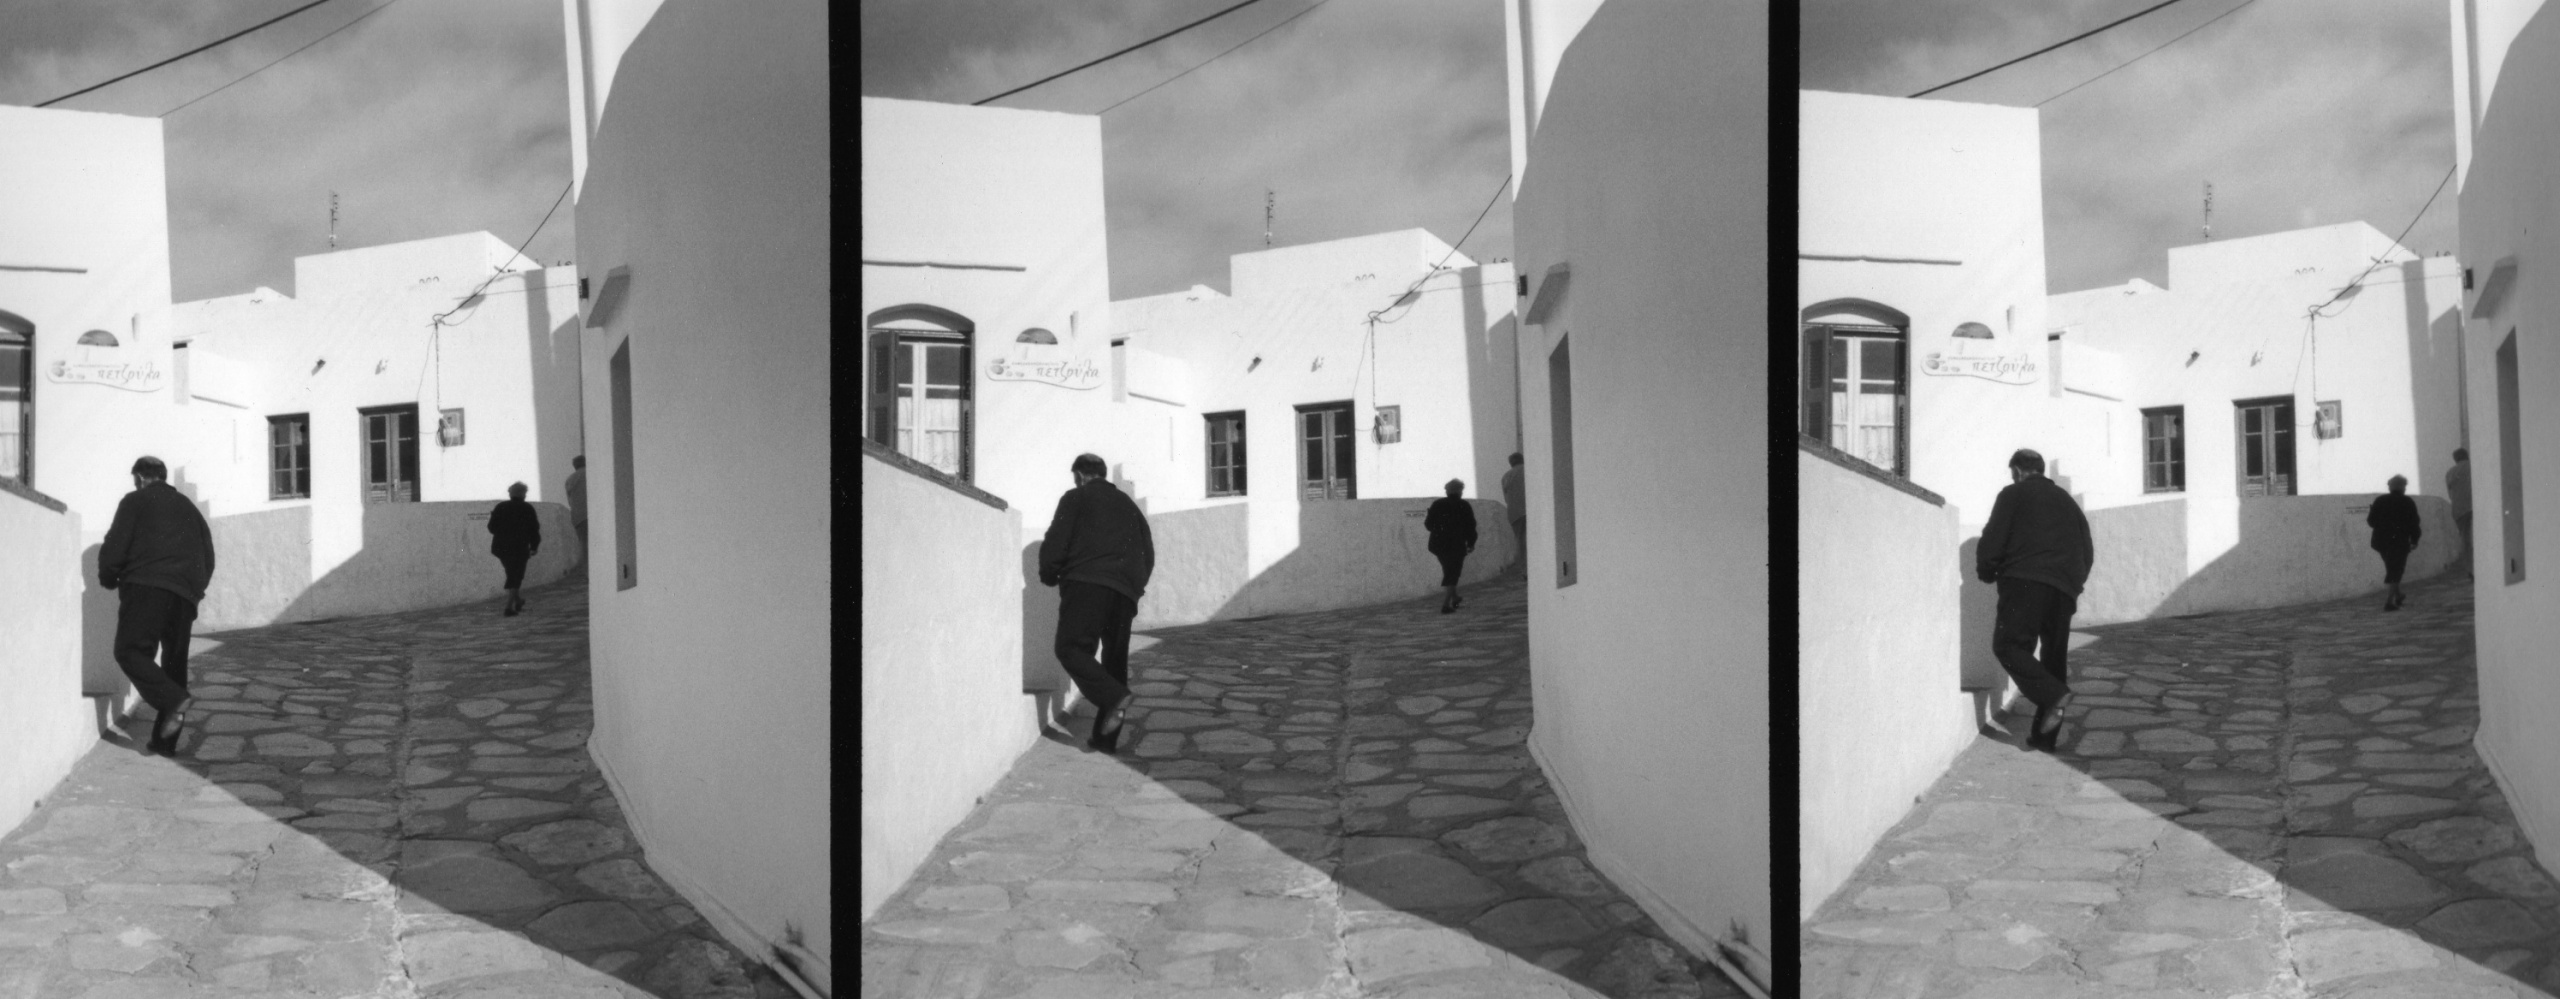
[357,403,420,504]
[1800,320,1910,478]
[864,306,976,484]
[1204,410,1247,498]
[267,413,311,500]
[2233,395,2296,497]
[1295,401,1357,501]
[2140,405,2185,494]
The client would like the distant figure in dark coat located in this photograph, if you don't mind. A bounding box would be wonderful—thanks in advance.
[100,455,216,755]
[488,483,541,617]
[1976,449,2093,753]
[2446,449,2472,579]
[1040,453,1156,754]
[2369,474,2422,612]
[1426,479,1478,614]
[1500,453,1526,577]
[564,456,588,566]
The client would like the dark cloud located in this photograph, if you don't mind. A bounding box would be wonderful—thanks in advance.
[3,0,574,302]
[860,0,1514,300]
[1804,0,2455,294]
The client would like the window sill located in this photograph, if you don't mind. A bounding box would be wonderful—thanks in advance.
[0,476,67,514]
[862,439,1007,511]
[1798,435,1942,507]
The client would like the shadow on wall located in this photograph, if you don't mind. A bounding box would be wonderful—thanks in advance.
[522,276,585,508]
[1956,494,2464,695]
[1459,264,1521,494]
[266,501,580,628]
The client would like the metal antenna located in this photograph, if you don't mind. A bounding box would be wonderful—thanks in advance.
[328,191,339,250]
[1264,189,1274,248]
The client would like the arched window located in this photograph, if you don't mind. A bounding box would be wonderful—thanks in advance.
[0,309,33,486]
[865,305,975,481]
[1800,299,1909,476]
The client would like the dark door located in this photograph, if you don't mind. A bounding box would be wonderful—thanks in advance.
[2236,398,2294,497]
[362,406,419,503]
[1298,403,1356,501]
[0,309,31,486]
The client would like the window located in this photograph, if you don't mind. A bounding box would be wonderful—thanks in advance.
[1297,402,1356,500]
[611,339,639,591]
[359,404,419,503]
[2499,331,2524,583]
[2141,406,2184,493]
[865,307,974,482]
[268,415,310,499]
[1801,321,1908,476]
[1548,336,1578,586]
[0,309,30,485]
[2234,397,2295,497]
[1205,411,1246,497]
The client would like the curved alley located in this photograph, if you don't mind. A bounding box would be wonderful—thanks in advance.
[1804,574,2560,997]
[0,577,791,999]
[860,576,1741,999]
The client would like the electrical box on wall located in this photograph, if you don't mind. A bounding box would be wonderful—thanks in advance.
[1374,405,1401,443]
[438,408,466,447]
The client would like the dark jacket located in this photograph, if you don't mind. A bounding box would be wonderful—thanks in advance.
[1977,474,2093,596]
[2368,492,2422,551]
[1424,497,1478,555]
[488,499,542,559]
[1039,479,1155,602]
[99,481,216,604]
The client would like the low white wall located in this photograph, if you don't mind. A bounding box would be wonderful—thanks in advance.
[1132,497,1515,630]
[860,449,1035,920]
[192,501,578,632]
[1798,448,1970,920]
[0,483,93,841]
[2076,494,2460,626]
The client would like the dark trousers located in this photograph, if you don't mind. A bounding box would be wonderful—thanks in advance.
[498,553,530,590]
[2378,542,2411,584]
[1992,577,2075,711]
[114,584,197,714]
[1055,580,1137,716]
[1434,548,1468,587]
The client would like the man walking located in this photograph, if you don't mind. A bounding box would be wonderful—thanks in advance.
[1976,449,2093,752]
[2448,448,2473,579]
[99,456,216,756]
[1040,453,1155,753]
[564,456,588,568]
[1500,452,1526,577]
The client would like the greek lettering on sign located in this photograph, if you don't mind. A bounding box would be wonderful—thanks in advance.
[987,356,1103,390]
[1918,351,2039,385]
[45,359,166,392]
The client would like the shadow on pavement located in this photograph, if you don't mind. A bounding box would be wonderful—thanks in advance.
[0,576,798,999]
[1804,571,2560,997]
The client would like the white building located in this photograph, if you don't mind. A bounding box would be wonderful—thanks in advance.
[565,0,832,994]
[2045,223,2466,623]
[1796,89,2047,918]
[1108,229,1520,626]
[2451,0,2560,905]
[1507,0,1767,990]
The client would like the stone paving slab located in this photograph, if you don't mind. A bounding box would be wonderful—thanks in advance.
[1805,574,2560,998]
[0,577,798,999]
[861,576,1742,999]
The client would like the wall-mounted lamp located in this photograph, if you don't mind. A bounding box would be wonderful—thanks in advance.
[2185,350,2201,367]
[1247,356,1262,373]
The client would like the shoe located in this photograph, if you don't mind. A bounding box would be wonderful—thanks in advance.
[2030,692,2073,751]
[1453,595,1464,609]
[1088,699,1130,754]
[149,698,191,755]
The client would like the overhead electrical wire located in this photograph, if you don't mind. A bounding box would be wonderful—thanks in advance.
[974,0,1274,106]
[2036,0,2264,106]
[1909,0,2199,99]
[1352,174,1512,402]
[161,0,406,117]
[2286,162,2458,416]
[1098,0,1338,115]
[417,178,575,403]
[36,0,346,108]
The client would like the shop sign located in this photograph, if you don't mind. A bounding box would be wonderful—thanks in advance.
[1919,351,2039,386]
[988,356,1102,390]
[46,358,165,392]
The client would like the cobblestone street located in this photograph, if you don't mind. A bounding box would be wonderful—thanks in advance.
[860,575,1741,999]
[1805,573,2560,998]
[0,576,793,999]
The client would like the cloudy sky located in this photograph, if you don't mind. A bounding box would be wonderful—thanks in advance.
[1803,0,2457,295]
[3,0,575,304]
[860,0,1514,302]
